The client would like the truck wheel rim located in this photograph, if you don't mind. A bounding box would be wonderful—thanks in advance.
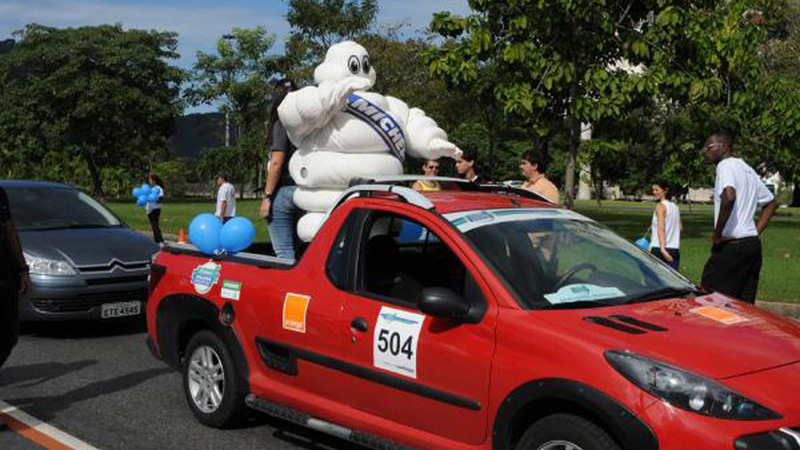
[187,345,225,413]
[538,441,585,450]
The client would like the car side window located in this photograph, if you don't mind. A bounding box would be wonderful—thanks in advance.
[357,212,470,307]
[326,209,364,290]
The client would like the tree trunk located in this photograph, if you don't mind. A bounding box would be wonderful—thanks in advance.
[564,119,580,209]
[84,152,104,197]
[792,176,800,207]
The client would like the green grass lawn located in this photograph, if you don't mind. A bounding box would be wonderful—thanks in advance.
[107,199,272,243]
[575,207,799,304]
[106,199,799,304]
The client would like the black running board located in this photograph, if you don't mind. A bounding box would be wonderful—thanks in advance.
[245,394,412,450]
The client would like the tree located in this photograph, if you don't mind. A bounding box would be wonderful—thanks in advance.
[633,0,800,204]
[185,27,278,193]
[428,1,660,207]
[0,24,184,196]
[280,0,378,81]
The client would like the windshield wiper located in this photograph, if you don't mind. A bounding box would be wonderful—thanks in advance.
[621,287,698,305]
[63,224,115,229]
[539,299,618,310]
[35,224,114,231]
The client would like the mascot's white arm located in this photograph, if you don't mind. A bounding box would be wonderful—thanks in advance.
[278,77,372,148]
[386,96,462,160]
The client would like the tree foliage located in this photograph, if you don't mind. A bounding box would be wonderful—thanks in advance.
[185,27,279,192]
[280,0,378,81]
[428,0,661,207]
[0,24,184,196]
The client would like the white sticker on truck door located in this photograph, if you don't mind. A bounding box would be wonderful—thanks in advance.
[373,306,425,379]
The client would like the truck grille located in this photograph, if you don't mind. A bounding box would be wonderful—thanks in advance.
[31,289,148,313]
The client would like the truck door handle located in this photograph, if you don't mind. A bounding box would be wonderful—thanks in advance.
[350,317,369,333]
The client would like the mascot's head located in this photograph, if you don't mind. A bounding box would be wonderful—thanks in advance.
[314,41,376,88]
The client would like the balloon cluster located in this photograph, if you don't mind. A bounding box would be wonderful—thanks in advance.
[188,214,256,256]
[131,183,159,207]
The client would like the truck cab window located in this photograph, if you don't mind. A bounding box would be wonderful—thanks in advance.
[358,212,468,307]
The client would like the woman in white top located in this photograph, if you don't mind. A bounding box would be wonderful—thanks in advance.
[650,181,681,270]
[146,174,165,244]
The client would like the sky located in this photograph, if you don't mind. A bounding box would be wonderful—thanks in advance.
[0,0,471,113]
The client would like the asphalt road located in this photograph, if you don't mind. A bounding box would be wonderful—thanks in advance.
[0,318,352,450]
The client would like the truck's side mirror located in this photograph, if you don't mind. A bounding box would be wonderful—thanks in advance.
[418,287,471,322]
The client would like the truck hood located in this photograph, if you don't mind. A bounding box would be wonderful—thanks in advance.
[551,294,800,379]
[20,227,158,268]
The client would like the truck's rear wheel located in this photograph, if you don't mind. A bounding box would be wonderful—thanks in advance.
[517,413,620,450]
[182,330,247,428]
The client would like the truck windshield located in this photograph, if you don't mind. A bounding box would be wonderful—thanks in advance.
[6,187,122,231]
[446,208,694,309]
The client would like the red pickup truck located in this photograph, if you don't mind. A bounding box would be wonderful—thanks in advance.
[147,178,800,450]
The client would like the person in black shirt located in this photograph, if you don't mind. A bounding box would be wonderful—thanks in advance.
[260,79,302,259]
[0,186,29,368]
[455,149,486,183]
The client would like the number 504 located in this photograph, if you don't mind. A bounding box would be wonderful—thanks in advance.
[377,329,414,359]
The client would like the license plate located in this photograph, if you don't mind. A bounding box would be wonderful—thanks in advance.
[101,301,141,319]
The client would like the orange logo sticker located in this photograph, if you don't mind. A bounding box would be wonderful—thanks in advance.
[282,293,311,333]
[691,306,749,325]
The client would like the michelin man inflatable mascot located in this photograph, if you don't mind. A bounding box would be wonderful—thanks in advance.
[278,41,462,241]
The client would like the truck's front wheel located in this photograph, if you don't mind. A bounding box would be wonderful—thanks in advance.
[516,413,620,450]
[183,330,247,428]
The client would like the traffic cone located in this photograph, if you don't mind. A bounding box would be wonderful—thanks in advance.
[177,227,188,244]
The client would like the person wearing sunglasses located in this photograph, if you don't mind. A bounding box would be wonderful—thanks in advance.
[700,131,779,304]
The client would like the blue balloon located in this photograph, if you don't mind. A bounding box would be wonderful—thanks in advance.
[136,195,148,207]
[219,217,256,253]
[148,191,159,203]
[189,213,223,255]
[398,220,424,243]
[132,187,141,198]
[140,183,151,196]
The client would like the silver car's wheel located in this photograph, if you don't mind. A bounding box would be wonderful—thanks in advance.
[538,442,585,450]
[187,345,225,414]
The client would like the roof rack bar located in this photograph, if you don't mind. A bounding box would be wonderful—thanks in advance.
[348,176,554,204]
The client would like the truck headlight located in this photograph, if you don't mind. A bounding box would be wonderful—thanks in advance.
[605,350,781,420]
[24,252,77,276]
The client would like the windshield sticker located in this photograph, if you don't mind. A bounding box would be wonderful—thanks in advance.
[373,307,425,379]
[283,293,311,333]
[544,284,625,304]
[691,306,749,325]
[191,261,221,295]
[445,208,589,233]
[220,281,241,300]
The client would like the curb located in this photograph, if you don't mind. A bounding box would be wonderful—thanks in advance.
[756,301,800,319]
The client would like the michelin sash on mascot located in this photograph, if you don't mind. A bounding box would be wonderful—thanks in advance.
[278,41,462,241]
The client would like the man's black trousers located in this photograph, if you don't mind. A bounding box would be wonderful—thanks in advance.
[0,280,19,368]
[701,236,762,304]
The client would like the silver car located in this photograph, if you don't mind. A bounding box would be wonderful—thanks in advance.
[2,180,158,321]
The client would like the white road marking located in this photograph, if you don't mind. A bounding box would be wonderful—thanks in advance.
[0,399,100,450]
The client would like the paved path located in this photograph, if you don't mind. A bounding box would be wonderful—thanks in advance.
[0,319,352,450]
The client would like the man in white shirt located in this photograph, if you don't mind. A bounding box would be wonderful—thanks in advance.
[215,174,236,222]
[700,131,779,303]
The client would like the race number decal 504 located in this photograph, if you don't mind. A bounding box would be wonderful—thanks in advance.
[373,306,425,378]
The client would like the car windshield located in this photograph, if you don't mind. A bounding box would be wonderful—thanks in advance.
[6,187,122,231]
[446,208,695,309]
